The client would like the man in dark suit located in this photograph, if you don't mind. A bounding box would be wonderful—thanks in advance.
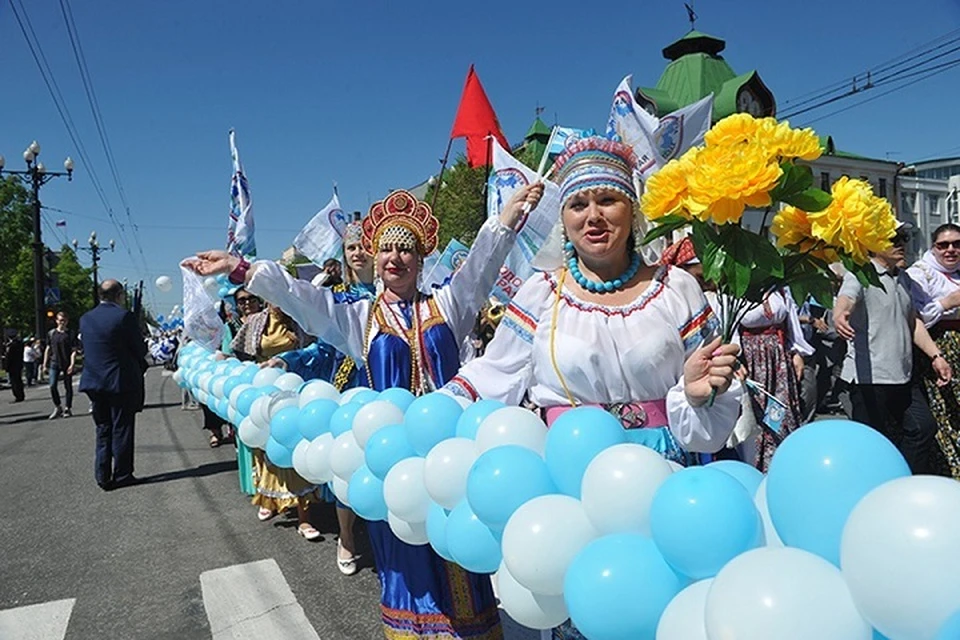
[4,333,25,403]
[79,279,147,490]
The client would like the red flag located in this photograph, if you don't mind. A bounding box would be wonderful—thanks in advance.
[450,65,509,167]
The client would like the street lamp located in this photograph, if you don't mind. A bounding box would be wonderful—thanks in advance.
[72,230,114,305]
[0,141,73,340]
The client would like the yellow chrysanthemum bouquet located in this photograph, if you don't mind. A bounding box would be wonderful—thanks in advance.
[641,113,897,344]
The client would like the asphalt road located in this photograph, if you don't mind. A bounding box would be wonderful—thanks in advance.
[0,368,538,640]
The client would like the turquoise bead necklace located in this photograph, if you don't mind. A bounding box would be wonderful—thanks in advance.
[564,241,641,293]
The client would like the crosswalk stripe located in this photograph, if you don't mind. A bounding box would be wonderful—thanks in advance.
[201,559,321,640]
[0,598,75,640]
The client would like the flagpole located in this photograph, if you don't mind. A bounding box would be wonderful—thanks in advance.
[430,137,454,211]
[333,181,339,199]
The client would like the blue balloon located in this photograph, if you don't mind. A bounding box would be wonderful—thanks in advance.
[707,460,764,497]
[236,387,261,416]
[351,389,379,406]
[466,445,556,529]
[936,609,960,640]
[265,437,293,468]
[298,399,338,440]
[217,398,231,421]
[445,501,501,574]
[365,424,417,480]
[270,406,303,449]
[222,376,243,402]
[239,366,259,385]
[378,387,416,412]
[404,392,462,456]
[348,465,387,521]
[426,502,454,562]
[455,399,506,439]
[650,467,760,579]
[767,420,911,566]
[544,407,627,497]
[564,534,684,640]
[330,403,362,438]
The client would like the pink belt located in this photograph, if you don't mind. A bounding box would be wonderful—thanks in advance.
[544,399,669,429]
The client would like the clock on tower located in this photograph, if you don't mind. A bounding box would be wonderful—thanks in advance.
[737,89,765,117]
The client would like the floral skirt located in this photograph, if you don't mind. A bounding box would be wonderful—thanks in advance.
[367,520,503,639]
[251,449,320,512]
[740,329,803,472]
[917,329,960,480]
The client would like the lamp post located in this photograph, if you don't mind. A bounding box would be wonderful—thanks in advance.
[0,141,73,340]
[72,231,114,305]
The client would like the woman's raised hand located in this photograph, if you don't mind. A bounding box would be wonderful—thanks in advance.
[683,337,741,406]
[184,250,241,277]
[499,182,545,231]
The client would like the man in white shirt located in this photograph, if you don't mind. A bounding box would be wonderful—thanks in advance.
[835,224,951,473]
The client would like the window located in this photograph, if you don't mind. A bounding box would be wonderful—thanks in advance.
[820,172,830,191]
[928,194,941,216]
[879,178,887,198]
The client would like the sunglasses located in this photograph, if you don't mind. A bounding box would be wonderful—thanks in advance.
[935,240,960,250]
[235,296,260,306]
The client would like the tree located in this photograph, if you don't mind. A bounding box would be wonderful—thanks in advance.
[51,246,93,323]
[0,177,32,275]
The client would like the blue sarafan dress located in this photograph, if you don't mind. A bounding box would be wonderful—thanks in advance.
[248,217,516,640]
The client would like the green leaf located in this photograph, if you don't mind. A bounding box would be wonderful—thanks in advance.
[784,188,833,213]
[770,162,813,204]
[719,226,755,298]
[641,214,690,245]
[751,234,785,278]
[690,222,723,283]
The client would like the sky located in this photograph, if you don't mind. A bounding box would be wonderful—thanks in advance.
[1,0,959,315]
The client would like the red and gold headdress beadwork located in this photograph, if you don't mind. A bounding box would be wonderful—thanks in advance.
[361,189,440,256]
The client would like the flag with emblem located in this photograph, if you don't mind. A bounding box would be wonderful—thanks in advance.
[292,192,351,267]
[226,129,256,258]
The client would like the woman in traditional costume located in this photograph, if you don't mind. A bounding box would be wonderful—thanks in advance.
[230,303,323,540]
[263,221,376,573]
[187,185,539,639]
[446,138,741,463]
[908,222,960,479]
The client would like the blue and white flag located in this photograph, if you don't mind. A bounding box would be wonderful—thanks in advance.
[422,238,470,290]
[545,126,598,156]
[226,130,256,258]
[292,193,350,266]
[654,94,713,163]
[487,138,561,303]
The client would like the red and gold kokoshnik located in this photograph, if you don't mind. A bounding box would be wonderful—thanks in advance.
[361,189,440,256]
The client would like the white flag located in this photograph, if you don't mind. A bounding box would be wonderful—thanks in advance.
[486,138,561,303]
[654,94,713,163]
[226,130,256,257]
[605,75,660,177]
[292,193,351,266]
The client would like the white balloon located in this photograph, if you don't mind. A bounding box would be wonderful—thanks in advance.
[340,386,372,405]
[155,275,173,292]
[496,561,569,630]
[475,407,548,455]
[238,417,268,449]
[580,443,673,536]
[330,431,364,481]
[228,383,254,409]
[656,579,712,640]
[383,457,430,522]
[249,396,271,429]
[453,396,473,409]
[203,276,220,297]
[352,400,405,448]
[332,475,350,506]
[172,369,183,386]
[754,477,784,547]
[841,476,960,640]
[706,547,871,640]
[667,460,684,472]
[212,375,228,398]
[292,439,312,478]
[197,372,215,394]
[388,512,429,546]
[252,367,283,388]
[424,437,478,510]
[502,494,597,596]
[213,362,231,376]
[274,372,305,392]
[226,406,239,425]
[303,433,336,484]
[299,380,341,408]
[268,391,299,420]
[196,390,210,405]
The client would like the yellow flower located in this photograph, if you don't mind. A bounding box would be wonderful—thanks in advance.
[760,119,822,161]
[808,177,897,264]
[684,142,782,225]
[640,152,694,220]
[704,113,769,147]
[771,205,839,263]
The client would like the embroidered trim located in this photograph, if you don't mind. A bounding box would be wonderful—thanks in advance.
[546,264,669,317]
[448,376,479,401]
[680,305,719,350]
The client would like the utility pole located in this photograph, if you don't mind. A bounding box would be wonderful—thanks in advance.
[73,231,114,305]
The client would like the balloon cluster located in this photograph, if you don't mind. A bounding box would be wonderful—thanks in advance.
[174,344,960,640]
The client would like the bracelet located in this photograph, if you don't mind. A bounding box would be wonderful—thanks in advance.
[933,353,944,362]
[228,258,251,285]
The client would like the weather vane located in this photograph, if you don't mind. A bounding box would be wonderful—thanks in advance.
[684,2,697,30]
[535,102,545,118]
